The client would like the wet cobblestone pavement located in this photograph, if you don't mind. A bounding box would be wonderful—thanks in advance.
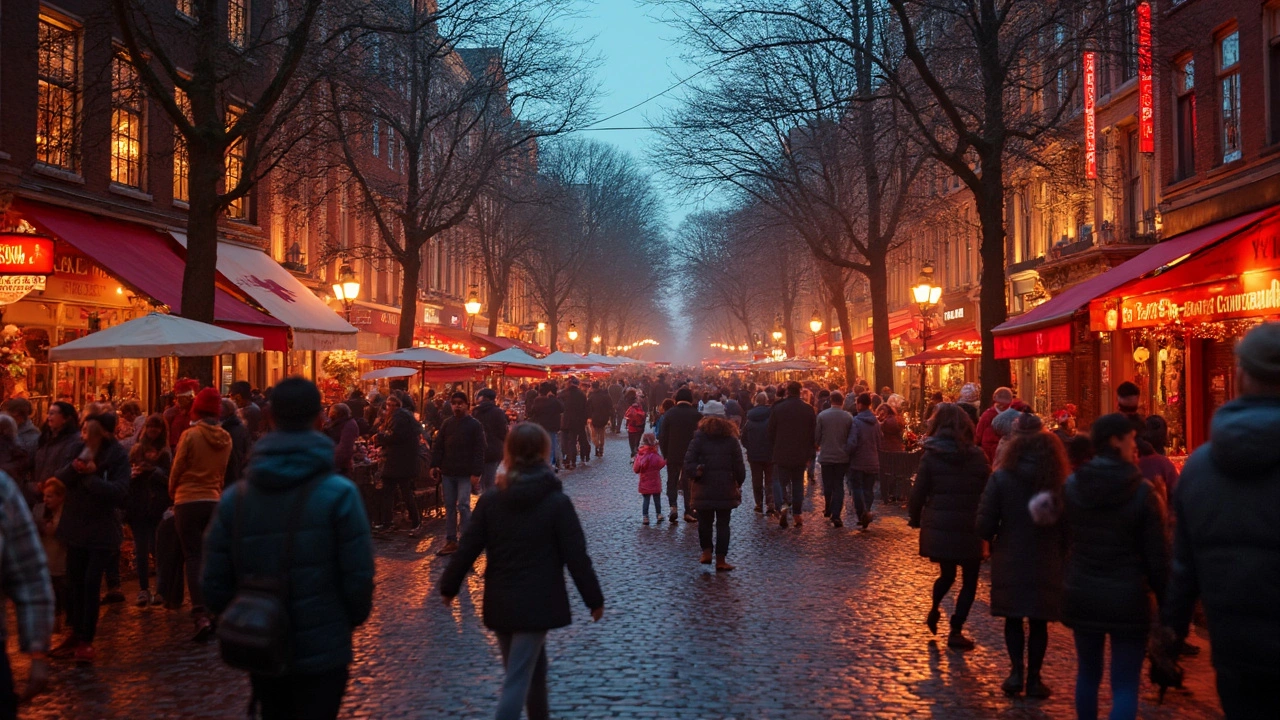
[14,434,1224,719]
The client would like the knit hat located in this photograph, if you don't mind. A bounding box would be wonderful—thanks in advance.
[958,383,980,404]
[702,400,726,417]
[173,378,199,397]
[192,387,222,417]
[1236,322,1280,384]
[1013,412,1043,435]
[992,387,1014,404]
[991,407,1023,438]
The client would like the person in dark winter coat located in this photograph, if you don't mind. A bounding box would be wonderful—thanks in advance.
[374,394,424,534]
[558,380,589,469]
[845,393,883,529]
[657,389,702,524]
[908,403,989,651]
[1063,413,1168,720]
[766,381,816,528]
[125,414,171,607]
[608,380,625,433]
[977,413,1068,699]
[739,395,773,514]
[586,382,613,458]
[526,383,564,470]
[439,422,604,720]
[684,415,747,571]
[203,378,374,720]
[322,403,360,477]
[220,399,251,487]
[472,389,510,494]
[814,392,852,526]
[1161,323,1280,720]
[30,402,82,502]
[975,387,1014,462]
[430,392,487,554]
[50,413,129,665]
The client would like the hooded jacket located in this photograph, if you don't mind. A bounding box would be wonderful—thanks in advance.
[1163,395,1280,673]
[684,416,747,511]
[202,430,374,674]
[559,385,588,430]
[908,435,990,562]
[814,407,853,464]
[739,404,772,463]
[657,402,701,467]
[221,413,251,486]
[376,408,424,480]
[55,438,130,549]
[977,455,1067,621]
[975,405,1003,462]
[438,464,603,631]
[765,396,816,467]
[633,444,666,495]
[1062,454,1168,636]
[586,389,614,427]
[471,400,509,464]
[169,421,233,505]
[845,409,883,473]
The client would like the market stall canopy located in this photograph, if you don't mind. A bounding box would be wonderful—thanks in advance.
[362,347,474,365]
[479,347,550,368]
[171,232,357,351]
[540,351,595,367]
[15,199,288,351]
[991,208,1276,359]
[583,352,627,366]
[753,359,824,371]
[361,367,419,380]
[48,312,262,361]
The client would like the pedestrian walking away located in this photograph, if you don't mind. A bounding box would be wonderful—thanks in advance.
[624,398,647,458]
[684,415,746,570]
[657,388,701,524]
[845,392,883,529]
[439,422,604,720]
[908,403,990,651]
[766,381,816,529]
[814,391,852,527]
[586,381,613,459]
[632,433,666,524]
[203,378,375,720]
[740,393,773,515]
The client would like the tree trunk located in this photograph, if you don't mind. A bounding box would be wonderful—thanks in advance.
[977,153,1011,407]
[781,298,797,358]
[486,283,506,336]
[178,141,225,386]
[397,250,422,350]
[547,315,559,352]
[867,251,894,394]
[829,283,857,388]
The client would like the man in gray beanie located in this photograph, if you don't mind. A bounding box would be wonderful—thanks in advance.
[1160,322,1280,718]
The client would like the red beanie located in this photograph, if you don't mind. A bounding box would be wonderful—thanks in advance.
[192,387,222,417]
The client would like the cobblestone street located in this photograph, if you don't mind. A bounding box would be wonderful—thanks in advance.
[15,433,1223,719]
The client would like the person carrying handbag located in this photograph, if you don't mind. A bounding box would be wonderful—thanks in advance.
[202,379,375,720]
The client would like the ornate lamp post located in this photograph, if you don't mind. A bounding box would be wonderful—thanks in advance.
[911,263,942,413]
[567,321,579,353]
[809,312,823,359]
[464,286,482,332]
[592,334,602,354]
[331,259,360,321]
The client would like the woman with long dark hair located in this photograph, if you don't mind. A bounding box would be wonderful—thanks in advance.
[684,414,747,571]
[31,402,82,499]
[439,423,604,720]
[978,413,1069,699]
[908,403,990,650]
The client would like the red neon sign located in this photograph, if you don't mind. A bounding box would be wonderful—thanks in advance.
[0,233,55,275]
[1084,51,1097,179]
[1137,2,1154,153]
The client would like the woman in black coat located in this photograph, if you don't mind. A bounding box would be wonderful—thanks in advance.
[439,422,603,720]
[908,403,990,650]
[374,393,425,532]
[977,413,1068,699]
[31,402,83,499]
[685,415,747,571]
[739,394,773,514]
[1062,414,1168,720]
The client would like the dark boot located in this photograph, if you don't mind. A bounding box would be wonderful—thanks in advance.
[699,549,713,564]
[947,617,975,650]
[1024,675,1052,699]
[926,608,941,635]
[1001,669,1024,696]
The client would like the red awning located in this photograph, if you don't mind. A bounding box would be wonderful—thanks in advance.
[15,200,288,351]
[847,310,920,353]
[414,325,488,357]
[925,325,981,353]
[993,208,1275,341]
[901,348,980,365]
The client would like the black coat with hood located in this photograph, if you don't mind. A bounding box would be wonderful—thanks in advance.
[559,385,588,430]
[908,435,990,562]
[765,396,817,467]
[376,408,425,480]
[438,464,604,632]
[527,395,564,433]
[977,459,1067,621]
[1162,395,1280,674]
[739,404,773,463]
[471,400,509,464]
[586,389,614,427]
[1062,454,1168,636]
[657,403,701,467]
[684,417,747,511]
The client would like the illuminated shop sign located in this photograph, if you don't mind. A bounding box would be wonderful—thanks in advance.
[1119,271,1280,328]
[0,234,55,275]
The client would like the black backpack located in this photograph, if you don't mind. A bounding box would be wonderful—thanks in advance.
[216,476,322,676]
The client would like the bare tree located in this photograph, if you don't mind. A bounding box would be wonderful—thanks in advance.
[466,165,541,336]
[672,209,763,350]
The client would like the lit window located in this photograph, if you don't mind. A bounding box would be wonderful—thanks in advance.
[176,0,195,18]
[173,87,190,202]
[1220,30,1242,163]
[36,16,80,171]
[111,53,146,189]
[228,0,248,48]
[1176,56,1196,178]
[226,106,247,219]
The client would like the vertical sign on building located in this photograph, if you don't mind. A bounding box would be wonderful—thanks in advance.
[1137,1,1154,153]
[1084,51,1097,179]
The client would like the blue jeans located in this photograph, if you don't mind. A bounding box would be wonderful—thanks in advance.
[847,469,878,518]
[496,631,549,720]
[820,462,848,519]
[441,475,472,543]
[772,464,805,514]
[549,433,560,468]
[480,461,500,493]
[129,521,157,592]
[642,494,661,517]
[1073,630,1146,720]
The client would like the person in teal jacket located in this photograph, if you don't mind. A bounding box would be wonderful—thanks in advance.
[203,378,374,720]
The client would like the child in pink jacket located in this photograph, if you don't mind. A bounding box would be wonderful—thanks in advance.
[632,433,667,525]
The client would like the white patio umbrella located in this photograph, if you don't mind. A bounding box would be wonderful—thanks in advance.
[48,312,263,362]
[540,350,594,367]
[362,346,476,411]
[582,352,626,366]
[361,367,419,381]
[479,347,549,368]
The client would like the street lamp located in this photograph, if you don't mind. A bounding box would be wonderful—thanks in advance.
[771,314,783,345]
[464,285,482,331]
[809,312,823,358]
[567,321,579,353]
[911,263,942,413]
[331,260,360,321]
[592,334,602,354]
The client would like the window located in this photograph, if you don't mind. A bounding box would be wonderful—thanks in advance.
[372,118,380,157]
[175,0,194,18]
[226,106,247,219]
[1119,0,1137,81]
[1176,56,1196,178]
[1219,30,1242,163]
[173,87,190,202]
[228,0,248,48]
[1127,131,1154,236]
[387,131,396,169]
[36,16,80,171]
[110,54,146,189]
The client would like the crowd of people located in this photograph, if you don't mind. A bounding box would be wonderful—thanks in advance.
[0,323,1276,720]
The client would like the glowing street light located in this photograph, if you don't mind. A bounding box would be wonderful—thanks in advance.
[331,260,360,321]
